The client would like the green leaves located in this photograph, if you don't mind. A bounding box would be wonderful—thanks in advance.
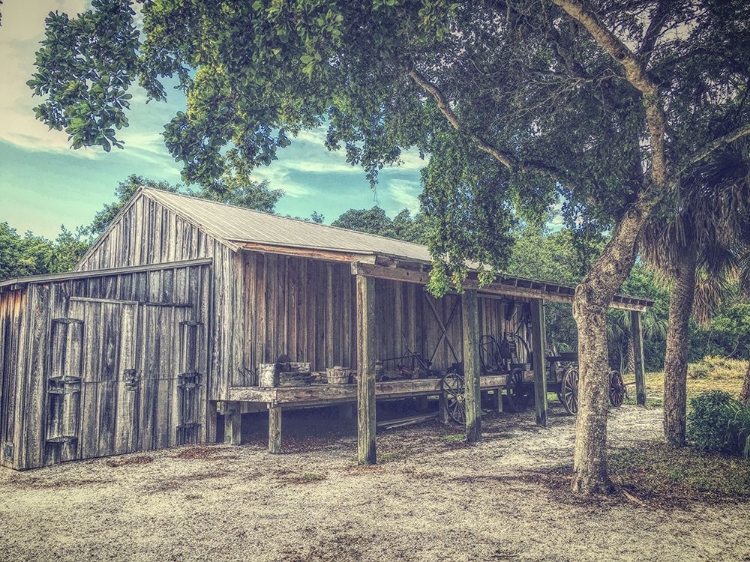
[28,0,143,152]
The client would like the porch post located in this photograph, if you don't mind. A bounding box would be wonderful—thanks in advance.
[268,404,282,454]
[223,402,242,445]
[530,299,548,427]
[630,310,647,406]
[356,275,377,464]
[462,289,482,442]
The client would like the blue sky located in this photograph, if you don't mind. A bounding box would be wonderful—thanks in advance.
[0,0,426,240]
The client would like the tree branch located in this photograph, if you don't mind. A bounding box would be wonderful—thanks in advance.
[408,68,571,185]
[552,0,669,188]
[408,69,516,169]
[678,123,750,178]
[638,1,671,66]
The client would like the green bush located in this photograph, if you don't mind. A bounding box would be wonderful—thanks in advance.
[687,390,750,458]
[726,402,750,459]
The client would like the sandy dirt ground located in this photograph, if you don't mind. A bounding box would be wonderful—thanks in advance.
[1,403,748,562]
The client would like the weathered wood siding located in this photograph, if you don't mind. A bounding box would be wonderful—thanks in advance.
[237,253,357,380]
[0,262,210,470]
[373,285,530,374]
[0,289,27,469]
[234,253,531,384]
[75,192,243,403]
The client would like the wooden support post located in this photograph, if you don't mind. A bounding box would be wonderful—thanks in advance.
[461,289,481,442]
[339,403,355,420]
[206,401,218,443]
[438,392,450,424]
[356,275,377,464]
[631,310,647,406]
[530,299,548,428]
[223,402,242,446]
[495,389,503,413]
[268,404,282,454]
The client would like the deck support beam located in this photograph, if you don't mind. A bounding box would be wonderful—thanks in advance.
[268,404,282,453]
[462,289,482,442]
[631,310,647,406]
[207,400,218,443]
[356,275,377,464]
[223,402,242,446]
[530,299,548,427]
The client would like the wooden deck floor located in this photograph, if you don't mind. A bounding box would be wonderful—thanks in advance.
[228,372,532,407]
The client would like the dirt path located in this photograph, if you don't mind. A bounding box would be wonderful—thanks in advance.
[0,405,748,562]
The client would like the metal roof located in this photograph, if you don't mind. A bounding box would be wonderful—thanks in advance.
[144,188,433,263]
[142,189,653,310]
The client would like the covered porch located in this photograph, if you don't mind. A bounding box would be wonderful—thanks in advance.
[219,256,653,461]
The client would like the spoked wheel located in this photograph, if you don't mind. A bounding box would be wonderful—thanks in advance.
[560,366,579,415]
[505,368,529,413]
[609,370,626,407]
[441,372,466,424]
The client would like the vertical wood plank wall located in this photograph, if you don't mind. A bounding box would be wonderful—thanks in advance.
[238,253,357,383]
[235,256,531,384]
[0,262,210,470]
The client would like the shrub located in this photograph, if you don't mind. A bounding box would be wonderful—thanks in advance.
[687,390,750,457]
[688,390,736,453]
[725,401,750,459]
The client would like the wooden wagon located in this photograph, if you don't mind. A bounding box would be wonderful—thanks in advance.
[437,333,628,422]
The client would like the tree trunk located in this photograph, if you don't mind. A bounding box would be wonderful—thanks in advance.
[626,337,635,374]
[739,361,750,405]
[571,206,647,495]
[662,242,697,447]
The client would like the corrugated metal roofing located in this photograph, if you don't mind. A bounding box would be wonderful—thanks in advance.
[144,188,433,263]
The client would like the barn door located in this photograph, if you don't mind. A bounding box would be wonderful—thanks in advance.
[44,298,139,464]
[45,296,207,464]
[137,304,206,450]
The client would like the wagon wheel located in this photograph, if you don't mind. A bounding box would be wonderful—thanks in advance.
[505,368,529,413]
[560,366,579,415]
[441,372,466,424]
[609,370,626,408]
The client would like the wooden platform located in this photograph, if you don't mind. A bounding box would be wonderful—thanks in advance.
[228,372,532,408]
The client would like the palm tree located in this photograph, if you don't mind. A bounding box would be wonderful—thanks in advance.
[640,144,750,446]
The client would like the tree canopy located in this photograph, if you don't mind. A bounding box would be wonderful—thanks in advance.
[331,206,426,244]
[0,223,88,280]
[28,0,750,290]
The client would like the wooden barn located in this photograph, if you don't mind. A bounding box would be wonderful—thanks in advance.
[0,188,652,469]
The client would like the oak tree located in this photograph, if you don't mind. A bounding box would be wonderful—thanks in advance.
[29,0,750,493]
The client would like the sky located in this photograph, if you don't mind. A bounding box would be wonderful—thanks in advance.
[0,0,426,240]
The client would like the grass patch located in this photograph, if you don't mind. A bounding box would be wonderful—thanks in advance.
[621,357,746,407]
[441,434,465,443]
[610,439,750,504]
[379,452,405,463]
[277,471,327,484]
[300,472,326,483]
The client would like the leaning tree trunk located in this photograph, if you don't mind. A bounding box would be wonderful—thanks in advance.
[662,242,698,447]
[571,206,647,495]
[739,361,750,405]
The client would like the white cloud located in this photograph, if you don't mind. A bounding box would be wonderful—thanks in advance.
[386,178,421,214]
[397,148,430,171]
[251,166,313,198]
